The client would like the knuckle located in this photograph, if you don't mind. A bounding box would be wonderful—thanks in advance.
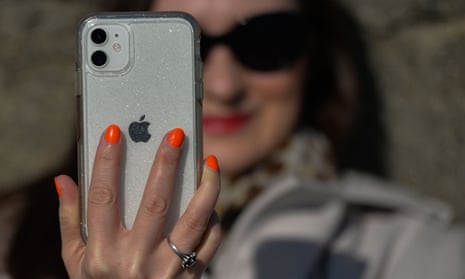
[89,184,116,207]
[142,194,169,217]
[182,214,208,234]
[83,253,109,278]
[158,144,179,166]
[98,146,118,163]
[84,266,106,279]
[59,210,76,229]
[121,262,142,279]
[84,251,142,279]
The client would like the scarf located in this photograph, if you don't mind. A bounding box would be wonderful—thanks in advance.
[216,130,337,232]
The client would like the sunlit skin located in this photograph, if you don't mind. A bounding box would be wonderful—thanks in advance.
[55,1,309,277]
[152,0,307,176]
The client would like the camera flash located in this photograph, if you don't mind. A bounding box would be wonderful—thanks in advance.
[113,43,122,52]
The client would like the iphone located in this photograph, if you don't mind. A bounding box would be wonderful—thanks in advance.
[77,12,203,240]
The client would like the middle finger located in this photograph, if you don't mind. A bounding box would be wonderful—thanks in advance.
[131,128,185,242]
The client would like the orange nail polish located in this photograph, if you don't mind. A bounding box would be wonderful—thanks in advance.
[168,128,184,148]
[54,177,62,197]
[105,124,121,144]
[206,155,219,171]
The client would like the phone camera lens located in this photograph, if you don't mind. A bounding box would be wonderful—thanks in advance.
[91,50,107,67]
[91,28,107,45]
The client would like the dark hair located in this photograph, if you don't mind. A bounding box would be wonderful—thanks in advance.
[103,0,387,176]
[298,1,387,176]
[7,1,386,278]
[6,150,76,279]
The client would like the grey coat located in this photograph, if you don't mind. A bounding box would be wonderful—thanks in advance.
[209,172,465,279]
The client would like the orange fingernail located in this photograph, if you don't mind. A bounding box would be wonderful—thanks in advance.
[206,155,219,171]
[105,124,121,144]
[167,128,184,148]
[54,177,62,197]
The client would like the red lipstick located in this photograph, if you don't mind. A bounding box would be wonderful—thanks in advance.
[203,114,251,135]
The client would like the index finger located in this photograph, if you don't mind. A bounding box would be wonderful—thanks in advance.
[86,124,123,245]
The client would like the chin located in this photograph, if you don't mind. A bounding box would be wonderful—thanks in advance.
[205,140,267,177]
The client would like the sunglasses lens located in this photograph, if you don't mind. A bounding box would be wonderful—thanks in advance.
[200,12,306,71]
[200,36,213,62]
[233,13,306,71]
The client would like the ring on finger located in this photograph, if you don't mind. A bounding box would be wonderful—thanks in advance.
[167,237,197,269]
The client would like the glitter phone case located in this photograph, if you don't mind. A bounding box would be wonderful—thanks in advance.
[77,12,203,240]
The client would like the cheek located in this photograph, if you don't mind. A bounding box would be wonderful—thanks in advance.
[244,67,305,153]
[247,67,305,120]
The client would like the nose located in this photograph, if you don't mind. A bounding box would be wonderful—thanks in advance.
[202,45,244,106]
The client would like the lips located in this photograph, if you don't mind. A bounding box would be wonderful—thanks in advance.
[203,114,251,135]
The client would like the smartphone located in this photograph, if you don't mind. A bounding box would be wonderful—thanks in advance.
[77,12,203,240]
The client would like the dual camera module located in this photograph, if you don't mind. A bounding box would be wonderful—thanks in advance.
[90,28,108,67]
[87,24,130,73]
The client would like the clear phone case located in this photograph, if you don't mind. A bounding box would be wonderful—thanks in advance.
[77,12,203,240]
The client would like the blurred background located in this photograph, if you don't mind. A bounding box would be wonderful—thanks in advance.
[1,0,464,221]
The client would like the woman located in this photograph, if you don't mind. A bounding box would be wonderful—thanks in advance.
[5,0,464,278]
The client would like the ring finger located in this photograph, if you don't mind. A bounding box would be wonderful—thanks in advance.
[167,155,221,270]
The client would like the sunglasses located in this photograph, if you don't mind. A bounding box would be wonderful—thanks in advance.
[200,12,307,72]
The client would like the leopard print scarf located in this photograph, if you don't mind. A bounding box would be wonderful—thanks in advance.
[216,130,337,232]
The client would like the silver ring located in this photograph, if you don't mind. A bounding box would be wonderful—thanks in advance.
[167,237,197,269]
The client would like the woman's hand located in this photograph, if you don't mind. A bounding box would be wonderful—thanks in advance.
[55,125,222,278]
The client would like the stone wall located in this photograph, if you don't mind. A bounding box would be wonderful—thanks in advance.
[1,0,464,220]
[0,0,98,192]
[341,0,465,221]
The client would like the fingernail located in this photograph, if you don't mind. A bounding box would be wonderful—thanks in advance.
[54,177,62,197]
[206,155,219,171]
[105,124,121,144]
[167,128,184,148]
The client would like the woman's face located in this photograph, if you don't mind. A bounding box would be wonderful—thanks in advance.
[151,0,306,176]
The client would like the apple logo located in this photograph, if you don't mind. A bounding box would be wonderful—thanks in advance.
[128,115,151,143]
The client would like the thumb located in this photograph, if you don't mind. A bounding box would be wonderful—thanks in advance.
[55,175,85,275]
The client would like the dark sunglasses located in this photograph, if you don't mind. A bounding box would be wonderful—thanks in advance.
[200,11,307,72]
